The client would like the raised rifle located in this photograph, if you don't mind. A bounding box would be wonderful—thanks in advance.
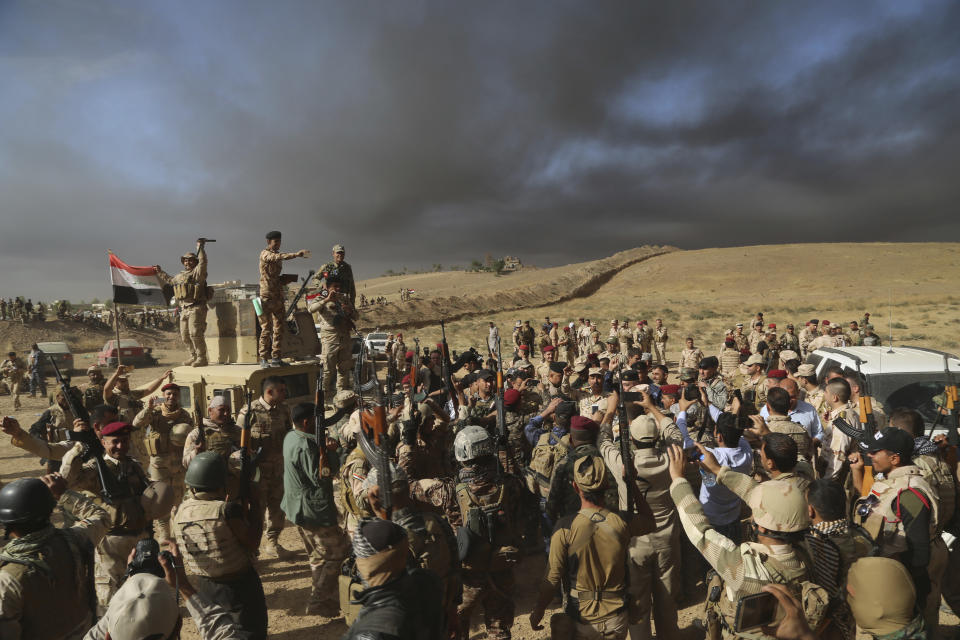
[194,395,207,450]
[315,373,331,478]
[854,360,878,496]
[615,362,645,517]
[439,320,460,413]
[47,354,126,503]
[942,354,959,470]
[238,390,261,514]
[495,336,507,450]
[354,336,393,519]
[284,269,316,322]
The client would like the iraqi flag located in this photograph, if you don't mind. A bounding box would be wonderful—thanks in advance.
[108,252,170,306]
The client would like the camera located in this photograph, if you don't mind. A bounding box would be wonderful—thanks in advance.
[683,385,701,402]
[125,538,174,580]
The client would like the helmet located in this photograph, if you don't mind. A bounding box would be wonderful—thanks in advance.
[748,479,810,533]
[0,478,55,527]
[453,425,495,462]
[185,452,228,491]
[169,423,192,448]
[333,390,357,409]
[180,252,198,264]
[140,482,175,520]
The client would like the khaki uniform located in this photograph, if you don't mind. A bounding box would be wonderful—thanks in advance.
[542,507,631,640]
[798,327,817,356]
[718,348,740,380]
[82,381,105,413]
[62,453,151,612]
[1,356,25,410]
[258,247,300,361]
[339,447,372,536]
[536,331,552,359]
[158,245,209,362]
[0,491,109,640]
[739,374,768,412]
[778,333,800,354]
[678,348,703,371]
[653,326,668,365]
[236,398,292,543]
[133,404,192,540]
[732,333,748,353]
[314,260,356,304]
[804,386,826,415]
[765,415,815,477]
[823,403,860,479]
[617,326,634,355]
[309,295,358,395]
[559,333,577,363]
[747,330,764,354]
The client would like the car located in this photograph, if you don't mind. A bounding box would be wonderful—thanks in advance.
[364,332,390,356]
[805,346,960,433]
[36,341,73,376]
[97,339,159,368]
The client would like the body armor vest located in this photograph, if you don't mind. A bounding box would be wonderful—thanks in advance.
[175,497,251,579]
[855,466,939,556]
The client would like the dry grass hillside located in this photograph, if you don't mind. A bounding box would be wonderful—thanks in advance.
[373,242,960,356]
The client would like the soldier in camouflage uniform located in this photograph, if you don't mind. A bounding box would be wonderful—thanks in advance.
[453,425,524,640]
[653,318,668,365]
[27,385,84,472]
[846,321,864,346]
[1,351,25,411]
[175,452,267,638]
[779,323,801,354]
[308,274,358,398]
[82,365,106,412]
[678,338,704,372]
[546,416,621,523]
[236,376,295,558]
[668,444,822,639]
[698,356,728,411]
[132,382,193,541]
[799,319,819,357]
[258,230,310,367]
[155,238,210,366]
[313,243,356,305]
[738,354,768,413]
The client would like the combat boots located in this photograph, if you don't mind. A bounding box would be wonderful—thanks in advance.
[192,356,208,367]
[182,355,196,366]
[264,538,296,560]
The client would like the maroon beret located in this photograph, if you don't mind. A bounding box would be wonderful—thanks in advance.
[570,416,599,433]
[405,350,415,359]
[518,345,529,351]
[401,374,412,385]
[542,345,555,353]
[503,388,521,406]
[101,421,133,437]
[767,369,788,379]
[161,383,179,392]
[660,384,680,395]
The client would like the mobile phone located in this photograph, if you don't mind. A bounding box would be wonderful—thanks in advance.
[688,450,704,462]
[621,392,644,402]
[590,404,599,414]
[734,591,779,632]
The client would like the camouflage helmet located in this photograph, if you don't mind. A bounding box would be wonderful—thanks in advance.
[168,423,192,448]
[453,425,496,462]
[747,478,810,533]
[181,252,198,264]
[185,452,228,491]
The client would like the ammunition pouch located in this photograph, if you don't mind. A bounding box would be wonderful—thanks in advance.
[173,283,198,304]
[338,557,364,626]
[144,429,169,457]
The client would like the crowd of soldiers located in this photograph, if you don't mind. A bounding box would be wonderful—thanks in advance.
[0,230,954,640]
[0,298,47,323]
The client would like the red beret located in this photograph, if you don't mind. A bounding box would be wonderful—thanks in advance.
[767,369,788,379]
[542,345,555,353]
[101,421,133,437]
[401,374,412,385]
[570,416,599,433]
[161,383,179,392]
[503,388,521,406]
[822,320,830,326]
[563,326,570,332]
[518,345,529,351]
[768,323,776,328]
[660,384,680,395]
[740,348,751,355]
[405,350,415,359]
[396,332,402,337]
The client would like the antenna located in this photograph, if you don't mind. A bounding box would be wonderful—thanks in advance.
[887,288,895,353]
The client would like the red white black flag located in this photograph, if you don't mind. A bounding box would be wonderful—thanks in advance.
[108,252,169,306]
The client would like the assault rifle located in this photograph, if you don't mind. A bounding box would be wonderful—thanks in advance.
[855,361,877,496]
[238,390,261,514]
[439,320,460,413]
[194,396,207,450]
[494,336,507,449]
[315,374,331,478]
[941,354,959,470]
[47,354,127,503]
[615,363,645,516]
[354,338,393,519]
[284,269,316,322]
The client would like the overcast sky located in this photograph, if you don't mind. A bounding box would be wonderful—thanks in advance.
[2,0,958,301]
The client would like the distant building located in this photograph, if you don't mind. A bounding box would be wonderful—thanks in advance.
[211,280,259,303]
[502,256,522,271]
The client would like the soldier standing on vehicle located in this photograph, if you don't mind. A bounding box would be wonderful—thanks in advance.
[258,230,310,367]
[308,274,358,400]
[1,351,25,411]
[60,421,173,612]
[175,452,267,639]
[236,376,295,559]
[0,475,110,640]
[314,243,356,306]
[155,238,210,367]
[132,382,193,541]
[282,402,350,616]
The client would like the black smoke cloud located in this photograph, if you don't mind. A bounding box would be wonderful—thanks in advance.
[1,0,958,300]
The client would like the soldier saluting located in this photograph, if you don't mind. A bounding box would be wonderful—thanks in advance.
[155,238,211,367]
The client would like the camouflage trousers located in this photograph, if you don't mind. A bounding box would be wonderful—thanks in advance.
[179,304,208,360]
[627,530,680,640]
[551,610,628,640]
[257,295,285,360]
[148,455,186,542]
[923,536,948,635]
[320,330,352,393]
[95,532,146,613]
[5,378,21,410]
[297,524,351,605]
[458,569,515,640]
[410,478,460,528]
[653,342,667,365]
[253,460,286,541]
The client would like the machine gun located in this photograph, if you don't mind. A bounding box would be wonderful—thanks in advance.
[315,374,331,478]
[47,354,128,503]
[439,320,460,413]
[284,269,316,323]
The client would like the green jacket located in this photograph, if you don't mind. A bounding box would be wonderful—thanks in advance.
[281,429,341,528]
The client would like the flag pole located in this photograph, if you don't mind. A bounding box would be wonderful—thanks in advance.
[107,250,123,368]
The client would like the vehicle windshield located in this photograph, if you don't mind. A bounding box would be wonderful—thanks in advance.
[37,342,69,353]
[110,340,141,349]
[885,380,949,425]
[368,333,389,341]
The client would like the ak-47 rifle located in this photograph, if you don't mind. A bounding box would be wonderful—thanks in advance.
[439,320,460,413]
[615,363,645,516]
[941,354,959,470]
[238,390,261,515]
[284,269,316,322]
[194,395,207,451]
[494,336,507,450]
[315,373,331,478]
[855,361,878,497]
[354,337,393,519]
[47,354,127,503]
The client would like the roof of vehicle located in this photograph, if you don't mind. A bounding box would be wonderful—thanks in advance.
[809,346,960,375]
[171,360,322,385]
[37,342,70,353]
[367,333,389,339]
[103,339,142,349]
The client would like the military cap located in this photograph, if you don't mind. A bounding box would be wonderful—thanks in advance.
[563,326,570,332]
[518,344,529,351]
[555,400,577,418]
[861,427,913,458]
[209,395,230,409]
[754,321,763,327]
[542,345,555,353]
[698,356,719,369]
[587,367,603,376]
[332,244,345,253]
[86,364,102,374]
[605,337,617,344]
[745,354,764,366]
[768,323,776,329]
[864,323,874,330]
[265,230,282,240]
[621,369,639,381]
[334,390,357,408]
[767,369,788,380]
[515,320,522,327]
[660,384,680,395]
[503,388,521,406]
[181,252,197,263]
[610,319,617,324]
[640,353,652,362]
[795,363,816,378]
[679,368,698,382]
[573,455,608,492]
[570,416,599,433]
[629,415,658,443]
[548,361,565,374]
[161,382,179,392]
[475,369,494,381]
[810,318,819,324]
[103,574,180,640]
[724,338,736,347]
[786,323,794,329]
[746,478,811,532]
[515,360,534,371]
[400,373,412,386]
[735,322,744,328]
[101,421,133,437]
[822,320,830,326]
[780,349,799,362]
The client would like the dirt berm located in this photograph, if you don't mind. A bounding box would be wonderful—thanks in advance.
[357,245,676,331]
